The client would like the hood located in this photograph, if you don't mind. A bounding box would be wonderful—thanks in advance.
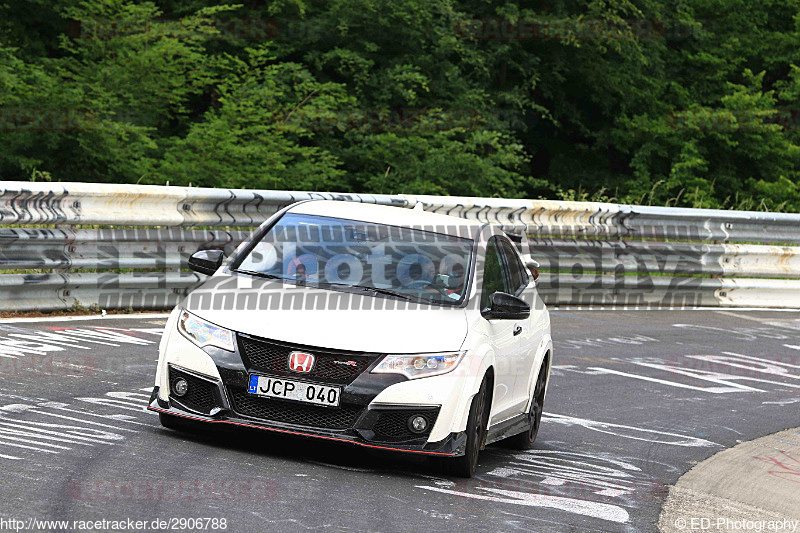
[183,274,469,354]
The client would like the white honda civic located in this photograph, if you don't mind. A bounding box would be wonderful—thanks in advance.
[149,200,553,477]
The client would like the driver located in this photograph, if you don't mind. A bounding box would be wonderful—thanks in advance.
[442,263,465,297]
[426,262,465,299]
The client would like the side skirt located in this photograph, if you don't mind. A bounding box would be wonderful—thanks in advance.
[485,413,530,446]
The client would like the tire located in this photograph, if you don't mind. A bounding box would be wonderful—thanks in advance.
[506,358,548,450]
[159,412,194,431]
[442,376,490,478]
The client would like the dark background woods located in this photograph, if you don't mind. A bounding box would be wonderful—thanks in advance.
[2,0,799,211]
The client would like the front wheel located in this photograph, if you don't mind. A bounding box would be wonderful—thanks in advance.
[506,359,548,450]
[442,376,490,478]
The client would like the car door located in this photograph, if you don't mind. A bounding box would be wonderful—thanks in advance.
[479,236,519,421]
[498,238,546,412]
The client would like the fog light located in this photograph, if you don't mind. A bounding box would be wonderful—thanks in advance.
[408,415,428,434]
[173,378,189,397]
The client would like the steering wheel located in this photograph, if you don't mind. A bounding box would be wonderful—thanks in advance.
[404,279,432,290]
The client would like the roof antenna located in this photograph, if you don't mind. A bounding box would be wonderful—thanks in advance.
[413,202,425,211]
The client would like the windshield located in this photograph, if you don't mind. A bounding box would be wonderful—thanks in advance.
[233,213,474,305]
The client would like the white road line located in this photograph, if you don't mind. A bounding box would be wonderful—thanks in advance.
[45,405,151,426]
[714,310,800,326]
[0,427,93,447]
[543,413,719,447]
[29,409,139,433]
[6,332,92,350]
[0,453,21,460]
[630,360,800,390]
[587,367,751,393]
[785,344,800,351]
[0,313,170,324]
[107,392,151,402]
[762,398,800,406]
[720,352,800,370]
[416,485,629,524]
[76,397,150,413]
[0,419,122,444]
[59,328,155,346]
[112,328,164,335]
[0,436,71,453]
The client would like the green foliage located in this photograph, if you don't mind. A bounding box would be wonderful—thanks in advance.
[1,0,799,211]
[158,49,353,190]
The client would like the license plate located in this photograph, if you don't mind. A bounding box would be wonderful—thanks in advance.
[247,375,341,407]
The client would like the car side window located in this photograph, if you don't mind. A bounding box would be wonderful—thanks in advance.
[480,237,511,310]
[499,238,529,295]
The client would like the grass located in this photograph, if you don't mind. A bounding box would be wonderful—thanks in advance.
[0,301,165,319]
[553,184,794,213]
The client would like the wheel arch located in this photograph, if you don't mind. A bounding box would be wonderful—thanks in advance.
[540,348,552,402]
[524,337,553,412]
[483,365,495,418]
[450,357,495,435]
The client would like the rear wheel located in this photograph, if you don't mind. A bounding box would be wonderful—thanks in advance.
[507,358,548,450]
[442,376,490,478]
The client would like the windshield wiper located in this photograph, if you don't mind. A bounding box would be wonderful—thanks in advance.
[233,275,425,302]
[359,286,416,300]
[325,283,415,301]
[235,269,284,280]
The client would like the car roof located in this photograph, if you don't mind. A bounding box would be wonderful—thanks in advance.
[287,200,484,239]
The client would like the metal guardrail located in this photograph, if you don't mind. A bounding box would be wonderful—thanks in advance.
[411,195,800,244]
[0,182,404,226]
[1,181,799,311]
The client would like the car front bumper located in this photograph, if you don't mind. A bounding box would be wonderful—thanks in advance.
[147,386,466,456]
[152,316,470,456]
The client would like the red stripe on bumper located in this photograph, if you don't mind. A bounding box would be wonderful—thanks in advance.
[148,406,457,456]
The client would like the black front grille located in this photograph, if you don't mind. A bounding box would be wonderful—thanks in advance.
[372,409,439,442]
[238,334,376,385]
[228,388,363,430]
[169,367,218,415]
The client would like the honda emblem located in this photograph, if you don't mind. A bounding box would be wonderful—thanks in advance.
[288,351,315,373]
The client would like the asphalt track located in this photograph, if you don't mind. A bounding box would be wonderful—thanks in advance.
[0,309,799,532]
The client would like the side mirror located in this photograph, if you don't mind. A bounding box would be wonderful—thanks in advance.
[526,260,540,283]
[482,292,531,320]
[188,250,225,276]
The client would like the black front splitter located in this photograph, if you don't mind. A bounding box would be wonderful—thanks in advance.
[147,388,467,457]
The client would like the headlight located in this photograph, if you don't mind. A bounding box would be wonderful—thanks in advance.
[178,309,235,352]
[371,351,466,379]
